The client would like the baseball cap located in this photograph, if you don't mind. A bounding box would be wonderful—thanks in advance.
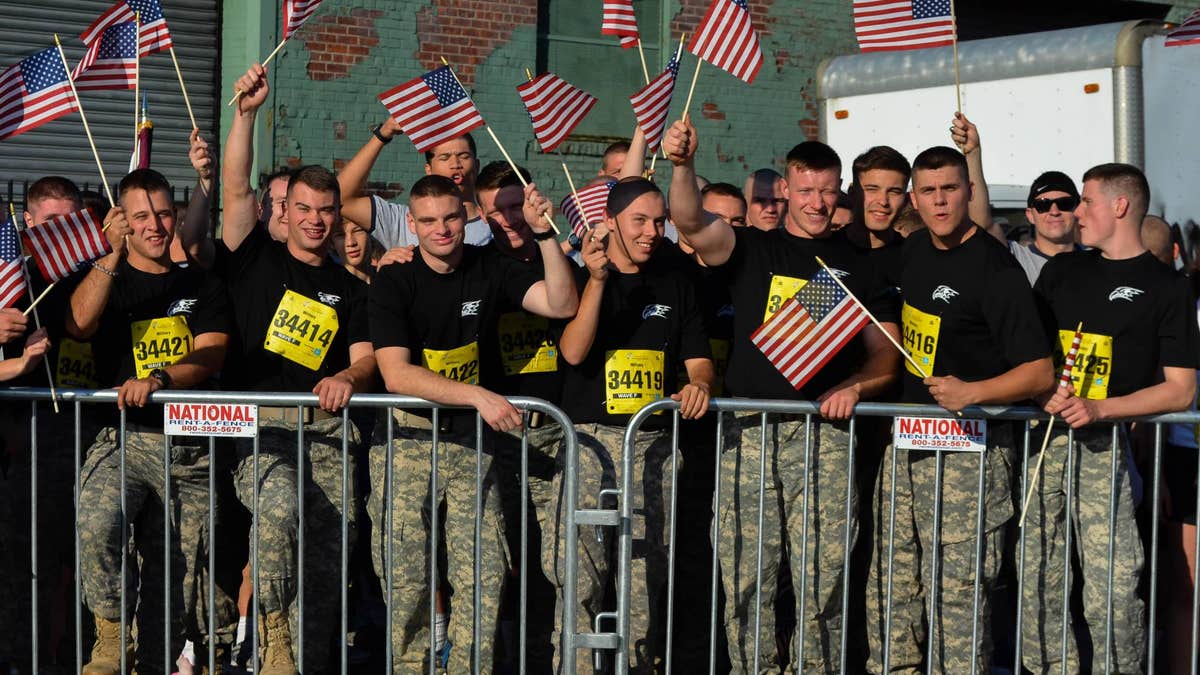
[1027,171,1079,207]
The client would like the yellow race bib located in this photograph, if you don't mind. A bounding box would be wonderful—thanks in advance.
[902,303,940,377]
[605,349,664,414]
[423,342,480,384]
[498,312,557,375]
[264,290,340,371]
[763,275,808,322]
[56,338,98,388]
[131,316,194,379]
[1059,329,1113,400]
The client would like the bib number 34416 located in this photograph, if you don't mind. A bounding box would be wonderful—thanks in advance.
[264,289,340,371]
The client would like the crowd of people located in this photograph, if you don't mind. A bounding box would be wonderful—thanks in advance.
[0,60,1197,675]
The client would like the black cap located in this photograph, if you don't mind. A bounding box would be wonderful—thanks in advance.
[1027,171,1079,207]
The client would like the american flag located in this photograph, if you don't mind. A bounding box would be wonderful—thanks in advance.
[602,0,639,48]
[283,0,324,40]
[81,0,173,57]
[853,0,956,53]
[517,73,597,153]
[0,48,79,142]
[686,0,763,84]
[74,21,138,91]
[378,66,485,153]
[0,214,27,309]
[1167,8,1200,47]
[1059,325,1083,388]
[22,209,111,283]
[559,180,615,238]
[751,268,869,390]
[629,52,680,151]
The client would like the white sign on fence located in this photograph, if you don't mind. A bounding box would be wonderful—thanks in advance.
[164,403,258,437]
[893,416,987,453]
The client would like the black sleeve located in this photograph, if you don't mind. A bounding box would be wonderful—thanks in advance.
[500,254,543,309]
[1031,257,1062,348]
[368,265,416,351]
[982,263,1052,367]
[221,227,267,280]
[189,271,232,337]
[1158,273,1200,370]
[345,280,371,346]
[676,278,711,363]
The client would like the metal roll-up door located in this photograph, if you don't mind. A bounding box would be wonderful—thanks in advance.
[0,0,219,206]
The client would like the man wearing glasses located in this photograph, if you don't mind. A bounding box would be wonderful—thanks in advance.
[1007,172,1083,284]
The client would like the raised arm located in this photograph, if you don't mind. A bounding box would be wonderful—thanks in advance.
[558,230,607,365]
[663,118,736,266]
[519,183,578,318]
[221,63,270,252]
[66,209,130,340]
[337,117,404,231]
[179,129,216,267]
[951,112,1000,240]
[620,125,649,179]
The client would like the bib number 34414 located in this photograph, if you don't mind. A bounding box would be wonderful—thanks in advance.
[264,289,340,371]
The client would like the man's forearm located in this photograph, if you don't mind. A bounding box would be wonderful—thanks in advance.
[966,148,995,234]
[382,361,483,407]
[339,354,378,393]
[559,277,604,365]
[221,108,259,250]
[537,239,579,318]
[970,358,1054,406]
[66,258,119,339]
[181,179,215,267]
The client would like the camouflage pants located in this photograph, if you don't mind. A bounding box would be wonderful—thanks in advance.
[1021,424,1145,674]
[867,423,1014,675]
[78,425,231,675]
[366,412,508,674]
[232,415,359,671]
[717,415,856,675]
[566,422,676,674]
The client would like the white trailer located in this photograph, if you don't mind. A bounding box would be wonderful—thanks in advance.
[817,20,1200,225]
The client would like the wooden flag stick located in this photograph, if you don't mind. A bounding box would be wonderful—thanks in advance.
[10,203,58,412]
[54,35,115,207]
[950,0,962,114]
[22,283,55,317]
[444,57,559,235]
[1019,320,1085,527]
[635,40,651,85]
[168,46,198,130]
[682,57,702,122]
[227,37,289,107]
[558,152,588,230]
[133,13,141,161]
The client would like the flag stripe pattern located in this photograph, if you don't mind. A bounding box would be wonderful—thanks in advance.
[379,66,486,153]
[559,180,615,238]
[74,21,138,91]
[0,214,27,309]
[629,52,680,152]
[1167,8,1200,47]
[517,73,597,153]
[0,48,79,142]
[686,0,763,84]
[283,0,324,40]
[602,0,640,48]
[22,209,110,283]
[1059,326,1083,388]
[81,0,172,57]
[751,269,869,390]
[853,0,956,52]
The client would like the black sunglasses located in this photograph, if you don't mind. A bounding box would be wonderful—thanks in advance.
[1031,196,1079,213]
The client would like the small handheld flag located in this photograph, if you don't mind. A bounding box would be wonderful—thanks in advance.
[559,180,615,238]
[74,21,138,91]
[630,51,681,152]
[284,0,325,40]
[517,73,596,153]
[379,65,486,153]
[82,0,173,57]
[602,0,640,48]
[22,209,110,283]
[852,0,956,53]
[1166,8,1200,47]
[0,47,79,142]
[686,0,763,84]
[0,213,27,309]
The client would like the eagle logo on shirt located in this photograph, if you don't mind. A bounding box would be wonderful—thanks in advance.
[167,299,197,316]
[1108,286,1143,302]
[932,285,959,303]
[826,268,850,279]
[716,304,735,319]
[317,292,342,307]
[642,304,672,320]
[461,300,482,317]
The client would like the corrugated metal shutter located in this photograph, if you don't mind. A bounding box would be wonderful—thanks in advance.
[0,0,218,205]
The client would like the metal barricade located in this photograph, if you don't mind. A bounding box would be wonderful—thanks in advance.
[564,397,1200,675]
[0,388,575,675]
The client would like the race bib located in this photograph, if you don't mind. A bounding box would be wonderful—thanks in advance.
[763,275,808,322]
[605,349,664,414]
[902,303,940,377]
[498,312,557,375]
[423,342,480,384]
[264,290,339,371]
[1059,329,1113,400]
[56,338,98,388]
[131,316,193,379]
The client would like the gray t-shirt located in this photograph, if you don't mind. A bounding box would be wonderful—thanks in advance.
[369,195,493,249]
[1008,240,1054,285]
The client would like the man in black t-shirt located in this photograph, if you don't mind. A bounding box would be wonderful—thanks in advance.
[66,169,232,675]
[222,64,378,673]
[868,146,1054,674]
[1022,164,1199,673]
[666,120,900,673]
[368,174,577,672]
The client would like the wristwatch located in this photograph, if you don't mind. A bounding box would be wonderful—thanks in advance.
[371,123,393,145]
[149,368,172,389]
[532,229,556,242]
[567,232,583,251]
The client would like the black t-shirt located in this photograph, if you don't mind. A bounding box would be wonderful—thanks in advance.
[664,244,734,394]
[4,266,94,391]
[89,260,230,425]
[219,228,369,392]
[1034,250,1199,400]
[487,249,564,403]
[559,251,710,426]
[369,244,540,399]
[893,228,1050,404]
[720,227,897,400]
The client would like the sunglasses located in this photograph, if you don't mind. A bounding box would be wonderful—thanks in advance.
[1031,196,1079,213]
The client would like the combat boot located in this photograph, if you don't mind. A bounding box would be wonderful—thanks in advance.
[258,611,298,675]
[82,615,132,675]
